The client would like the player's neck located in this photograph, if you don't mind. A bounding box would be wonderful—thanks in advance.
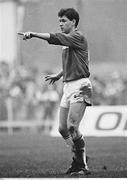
[69,27,77,33]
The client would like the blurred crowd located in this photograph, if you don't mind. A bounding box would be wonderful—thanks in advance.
[92,72,127,105]
[0,61,127,122]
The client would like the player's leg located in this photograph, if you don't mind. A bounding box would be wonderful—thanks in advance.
[58,93,74,148]
[59,107,74,147]
[67,102,89,174]
[64,78,92,174]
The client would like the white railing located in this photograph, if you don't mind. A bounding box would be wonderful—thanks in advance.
[0,97,54,135]
[0,119,53,135]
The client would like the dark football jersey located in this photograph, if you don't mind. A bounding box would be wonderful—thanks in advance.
[48,29,90,82]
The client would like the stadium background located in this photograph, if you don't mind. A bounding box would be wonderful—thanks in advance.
[0,0,127,178]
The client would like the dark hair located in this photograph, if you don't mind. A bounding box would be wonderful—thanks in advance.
[58,8,79,27]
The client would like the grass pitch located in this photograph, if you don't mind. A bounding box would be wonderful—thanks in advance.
[0,132,127,178]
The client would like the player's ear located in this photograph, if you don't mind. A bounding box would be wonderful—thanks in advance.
[72,19,76,26]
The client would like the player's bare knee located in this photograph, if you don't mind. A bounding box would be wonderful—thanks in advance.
[68,126,78,139]
[58,126,68,137]
[58,126,64,135]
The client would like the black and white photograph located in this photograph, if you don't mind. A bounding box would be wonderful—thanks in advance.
[0,0,127,178]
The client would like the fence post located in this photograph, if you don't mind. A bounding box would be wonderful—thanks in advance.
[6,97,13,135]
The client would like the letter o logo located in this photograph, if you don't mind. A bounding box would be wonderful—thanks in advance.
[96,112,121,130]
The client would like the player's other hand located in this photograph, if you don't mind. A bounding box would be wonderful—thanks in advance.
[18,32,32,40]
[45,74,60,84]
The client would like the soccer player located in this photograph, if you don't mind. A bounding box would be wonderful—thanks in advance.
[19,8,92,175]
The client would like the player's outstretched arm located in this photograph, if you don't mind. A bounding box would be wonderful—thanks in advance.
[18,32,50,41]
[45,71,63,84]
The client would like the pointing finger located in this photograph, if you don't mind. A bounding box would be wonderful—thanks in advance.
[17,32,24,36]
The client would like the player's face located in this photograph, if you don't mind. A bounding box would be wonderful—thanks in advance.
[59,16,75,34]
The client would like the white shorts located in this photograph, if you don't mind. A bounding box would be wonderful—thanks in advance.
[60,78,92,108]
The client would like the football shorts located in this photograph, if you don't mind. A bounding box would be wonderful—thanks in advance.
[60,78,92,108]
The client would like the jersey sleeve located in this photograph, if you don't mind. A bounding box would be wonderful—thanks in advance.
[48,31,86,49]
[47,33,63,45]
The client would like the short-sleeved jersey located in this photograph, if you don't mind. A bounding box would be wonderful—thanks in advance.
[48,29,90,82]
